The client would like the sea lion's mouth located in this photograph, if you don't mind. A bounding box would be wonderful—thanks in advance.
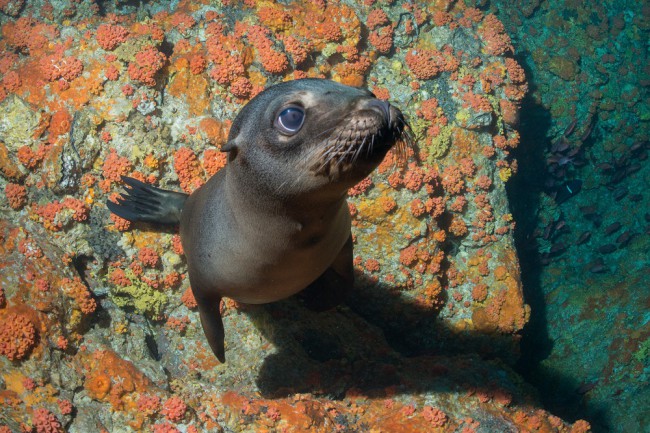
[310,100,413,177]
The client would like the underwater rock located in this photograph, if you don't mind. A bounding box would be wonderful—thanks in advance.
[0,94,40,152]
[68,110,104,171]
[0,1,595,432]
[0,95,40,180]
[44,109,102,194]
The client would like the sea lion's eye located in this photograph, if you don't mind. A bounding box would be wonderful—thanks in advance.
[275,106,305,134]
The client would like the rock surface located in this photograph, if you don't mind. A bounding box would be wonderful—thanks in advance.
[0,1,591,432]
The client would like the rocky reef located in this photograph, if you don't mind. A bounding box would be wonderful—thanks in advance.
[0,0,597,432]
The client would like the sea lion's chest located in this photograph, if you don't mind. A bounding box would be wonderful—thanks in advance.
[180,176,351,304]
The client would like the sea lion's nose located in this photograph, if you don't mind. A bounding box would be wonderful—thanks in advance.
[365,98,392,123]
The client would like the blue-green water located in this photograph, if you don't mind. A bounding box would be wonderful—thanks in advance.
[491,0,649,431]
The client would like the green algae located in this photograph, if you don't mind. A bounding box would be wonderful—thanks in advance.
[633,338,650,364]
[410,114,452,163]
[426,124,453,162]
[108,268,168,318]
[0,94,40,152]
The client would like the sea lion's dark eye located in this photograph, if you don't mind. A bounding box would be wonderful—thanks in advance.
[275,106,305,134]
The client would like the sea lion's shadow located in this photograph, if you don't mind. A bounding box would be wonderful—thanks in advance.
[245,272,522,398]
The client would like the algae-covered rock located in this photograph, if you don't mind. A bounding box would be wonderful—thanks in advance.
[45,109,103,193]
[0,1,587,433]
[0,95,39,152]
[108,269,168,318]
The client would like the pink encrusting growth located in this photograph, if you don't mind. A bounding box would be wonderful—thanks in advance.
[96,24,129,50]
[5,183,27,209]
[40,55,83,82]
[161,396,187,422]
[128,47,167,86]
[0,312,37,360]
[32,408,64,433]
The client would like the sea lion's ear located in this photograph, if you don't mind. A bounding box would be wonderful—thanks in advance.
[221,140,239,161]
[221,140,236,152]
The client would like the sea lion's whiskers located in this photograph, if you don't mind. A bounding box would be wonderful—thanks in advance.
[323,129,347,162]
[354,134,369,164]
[390,119,415,166]
[368,133,376,158]
[335,128,356,169]
[303,120,351,171]
[351,122,370,164]
[328,128,348,166]
[311,129,347,173]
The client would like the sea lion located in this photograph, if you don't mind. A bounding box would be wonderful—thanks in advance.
[107,78,409,362]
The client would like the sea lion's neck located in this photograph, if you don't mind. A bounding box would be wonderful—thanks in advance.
[224,166,348,227]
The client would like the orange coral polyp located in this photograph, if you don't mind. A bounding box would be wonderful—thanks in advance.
[62,197,89,222]
[174,147,204,193]
[258,5,293,31]
[32,408,64,433]
[49,109,73,137]
[479,14,513,56]
[62,277,97,315]
[137,394,162,415]
[368,26,394,54]
[0,312,37,361]
[161,396,187,422]
[189,55,207,75]
[85,373,112,399]
[5,183,27,209]
[138,247,160,267]
[111,213,132,231]
[367,9,389,29]
[405,50,438,80]
[102,149,132,182]
[128,47,167,87]
[96,24,129,51]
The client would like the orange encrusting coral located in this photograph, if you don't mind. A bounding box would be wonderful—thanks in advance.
[62,277,97,315]
[161,396,187,422]
[174,147,205,193]
[102,149,132,191]
[4,183,27,209]
[405,47,459,80]
[0,310,37,360]
[95,24,129,51]
[478,14,513,56]
[128,47,167,87]
[0,3,541,431]
[32,408,64,433]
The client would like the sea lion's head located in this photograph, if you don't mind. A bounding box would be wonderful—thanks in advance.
[222,79,410,198]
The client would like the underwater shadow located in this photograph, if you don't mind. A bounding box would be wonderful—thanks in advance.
[506,76,555,374]
[246,272,531,400]
[505,54,609,431]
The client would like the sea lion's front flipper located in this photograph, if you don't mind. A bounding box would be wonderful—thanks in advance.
[107,176,188,225]
[195,292,226,362]
[300,233,354,312]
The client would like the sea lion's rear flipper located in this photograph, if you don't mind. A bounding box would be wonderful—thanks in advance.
[106,176,188,224]
[300,233,354,312]
[196,293,226,362]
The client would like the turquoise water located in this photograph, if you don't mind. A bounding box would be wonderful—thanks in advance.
[491,1,649,431]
